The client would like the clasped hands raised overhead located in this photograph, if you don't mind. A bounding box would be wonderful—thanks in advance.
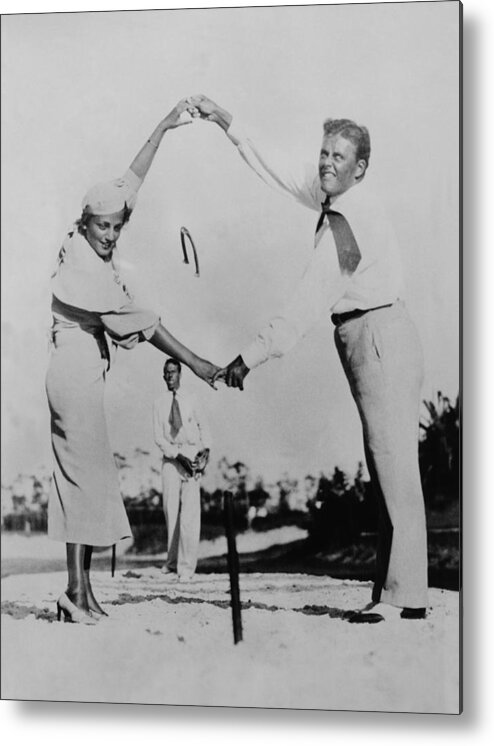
[182,95,248,391]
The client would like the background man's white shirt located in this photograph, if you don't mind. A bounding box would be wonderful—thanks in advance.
[153,388,212,462]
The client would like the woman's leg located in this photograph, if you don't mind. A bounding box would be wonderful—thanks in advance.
[83,545,108,616]
[66,542,90,611]
[56,542,97,624]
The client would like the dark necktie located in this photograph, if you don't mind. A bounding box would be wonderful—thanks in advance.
[316,196,362,275]
[169,392,183,439]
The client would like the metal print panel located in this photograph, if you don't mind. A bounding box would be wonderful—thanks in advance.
[1,1,461,713]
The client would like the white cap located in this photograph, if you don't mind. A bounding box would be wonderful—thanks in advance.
[81,176,138,215]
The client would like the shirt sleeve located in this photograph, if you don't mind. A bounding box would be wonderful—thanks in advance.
[240,240,349,369]
[153,398,179,459]
[227,120,322,211]
[192,396,212,450]
[101,304,159,349]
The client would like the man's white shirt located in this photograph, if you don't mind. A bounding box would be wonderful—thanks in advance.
[153,388,212,461]
[226,121,405,369]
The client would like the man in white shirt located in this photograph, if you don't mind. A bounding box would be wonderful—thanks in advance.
[188,94,428,622]
[153,358,212,582]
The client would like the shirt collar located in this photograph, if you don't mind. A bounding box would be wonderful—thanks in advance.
[165,386,182,398]
[329,180,366,211]
[67,227,119,270]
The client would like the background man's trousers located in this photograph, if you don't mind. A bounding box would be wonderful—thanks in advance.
[334,301,428,609]
[161,460,201,576]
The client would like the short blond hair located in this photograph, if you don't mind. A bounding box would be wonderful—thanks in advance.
[323,118,371,169]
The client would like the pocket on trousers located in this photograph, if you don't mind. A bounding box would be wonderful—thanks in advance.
[365,319,383,362]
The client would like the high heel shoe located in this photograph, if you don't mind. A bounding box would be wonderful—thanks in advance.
[56,593,98,625]
[88,606,109,620]
[86,594,109,619]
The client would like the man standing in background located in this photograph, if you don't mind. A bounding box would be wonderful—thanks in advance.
[188,93,428,623]
[153,358,211,583]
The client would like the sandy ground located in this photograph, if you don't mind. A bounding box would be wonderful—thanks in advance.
[1,530,460,713]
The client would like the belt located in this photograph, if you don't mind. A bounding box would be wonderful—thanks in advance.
[331,303,394,326]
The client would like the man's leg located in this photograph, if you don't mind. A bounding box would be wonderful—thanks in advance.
[363,440,393,603]
[335,302,428,609]
[176,477,201,579]
[162,460,181,572]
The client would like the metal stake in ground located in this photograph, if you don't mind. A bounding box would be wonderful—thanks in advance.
[111,544,116,577]
[223,491,243,644]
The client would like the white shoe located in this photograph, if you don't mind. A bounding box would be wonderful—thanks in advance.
[364,603,402,620]
[161,567,177,578]
[347,602,406,624]
[177,573,195,584]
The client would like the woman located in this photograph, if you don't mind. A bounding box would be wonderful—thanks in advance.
[46,99,217,624]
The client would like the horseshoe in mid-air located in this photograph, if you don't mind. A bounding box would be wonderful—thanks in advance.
[180,226,200,278]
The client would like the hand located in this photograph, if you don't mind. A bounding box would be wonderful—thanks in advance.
[176,453,195,477]
[213,355,250,391]
[192,358,221,390]
[162,98,196,130]
[193,448,210,476]
[186,94,233,131]
[195,448,210,462]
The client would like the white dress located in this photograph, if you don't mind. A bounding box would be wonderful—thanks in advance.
[46,224,159,546]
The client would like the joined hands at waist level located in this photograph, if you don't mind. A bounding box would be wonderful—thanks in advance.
[213,355,250,391]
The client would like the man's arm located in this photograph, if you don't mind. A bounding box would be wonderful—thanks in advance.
[192,396,213,451]
[187,395,211,474]
[215,242,348,388]
[188,95,320,210]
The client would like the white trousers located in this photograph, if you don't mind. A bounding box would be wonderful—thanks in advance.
[161,460,201,576]
[334,302,429,609]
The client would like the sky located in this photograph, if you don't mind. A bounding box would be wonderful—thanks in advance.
[1,1,460,486]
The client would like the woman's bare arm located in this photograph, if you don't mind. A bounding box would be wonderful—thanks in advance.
[128,98,193,182]
[148,323,219,389]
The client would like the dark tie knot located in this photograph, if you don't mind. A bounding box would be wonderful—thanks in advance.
[316,197,333,233]
[321,197,332,214]
[315,198,362,275]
